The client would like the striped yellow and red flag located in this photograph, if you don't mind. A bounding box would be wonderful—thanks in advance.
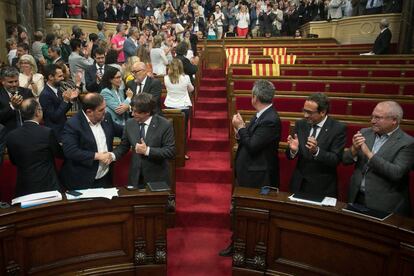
[226,48,249,58]
[251,64,280,76]
[270,54,297,64]
[227,55,250,73]
[263,48,287,56]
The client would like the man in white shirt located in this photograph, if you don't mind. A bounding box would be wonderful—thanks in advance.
[61,93,123,190]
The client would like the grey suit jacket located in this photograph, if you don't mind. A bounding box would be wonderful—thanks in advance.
[123,37,138,61]
[113,115,175,187]
[343,127,414,216]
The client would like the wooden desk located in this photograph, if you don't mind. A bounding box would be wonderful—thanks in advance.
[232,187,414,276]
[0,188,169,275]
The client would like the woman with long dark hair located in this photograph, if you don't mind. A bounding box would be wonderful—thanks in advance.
[100,66,133,126]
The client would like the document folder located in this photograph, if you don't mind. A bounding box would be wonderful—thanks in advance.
[147,181,170,192]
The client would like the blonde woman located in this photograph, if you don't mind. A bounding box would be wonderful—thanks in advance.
[236,5,250,37]
[164,58,194,159]
[18,54,44,98]
[150,35,169,76]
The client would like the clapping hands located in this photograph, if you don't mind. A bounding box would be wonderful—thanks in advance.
[95,152,113,165]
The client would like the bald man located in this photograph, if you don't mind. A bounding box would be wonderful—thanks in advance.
[6,98,63,197]
[343,101,414,216]
[126,62,162,115]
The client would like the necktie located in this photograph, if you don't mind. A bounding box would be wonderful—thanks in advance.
[310,124,318,138]
[136,83,142,94]
[139,123,146,140]
[368,0,375,8]
[98,67,103,75]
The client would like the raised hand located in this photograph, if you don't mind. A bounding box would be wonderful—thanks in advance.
[135,138,148,155]
[287,133,299,152]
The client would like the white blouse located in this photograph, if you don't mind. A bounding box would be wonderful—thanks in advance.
[164,74,194,109]
[237,12,250,29]
[150,48,169,76]
[19,73,44,98]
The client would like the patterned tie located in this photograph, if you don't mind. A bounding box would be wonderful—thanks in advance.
[139,123,146,140]
[98,67,103,75]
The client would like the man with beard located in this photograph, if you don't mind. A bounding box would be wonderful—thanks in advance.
[39,64,79,141]
[0,66,32,133]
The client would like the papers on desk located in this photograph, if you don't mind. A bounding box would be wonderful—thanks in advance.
[66,188,119,200]
[288,193,337,207]
[12,191,62,208]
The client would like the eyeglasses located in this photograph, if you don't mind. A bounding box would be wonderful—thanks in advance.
[371,115,393,121]
[132,69,145,74]
[302,108,319,115]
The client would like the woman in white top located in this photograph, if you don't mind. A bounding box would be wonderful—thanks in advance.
[18,54,44,98]
[236,5,250,37]
[164,58,194,159]
[213,4,225,39]
[150,35,169,76]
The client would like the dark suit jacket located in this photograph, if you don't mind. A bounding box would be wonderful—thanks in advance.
[0,87,33,133]
[6,122,63,197]
[61,112,123,190]
[52,0,68,18]
[176,54,198,85]
[126,77,162,115]
[85,63,104,92]
[113,115,175,187]
[373,28,392,55]
[343,127,414,216]
[286,117,346,197]
[235,106,281,188]
[0,124,6,165]
[96,1,106,21]
[39,85,73,141]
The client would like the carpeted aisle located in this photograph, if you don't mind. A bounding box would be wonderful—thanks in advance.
[167,69,233,276]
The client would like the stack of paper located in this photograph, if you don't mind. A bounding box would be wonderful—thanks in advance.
[66,188,119,200]
[12,191,62,208]
[288,195,337,207]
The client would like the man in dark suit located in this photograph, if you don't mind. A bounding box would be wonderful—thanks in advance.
[112,93,175,188]
[286,93,346,198]
[39,64,78,141]
[85,47,106,93]
[343,101,414,216]
[371,18,392,55]
[0,66,32,133]
[61,93,123,190]
[6,98,63,197]
[233,80,281,188]
[220,80,281,257]
[127,62,162,115]
[0,124,6,166]
[53,0,68,18]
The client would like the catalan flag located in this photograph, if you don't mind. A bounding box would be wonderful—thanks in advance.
[263,48,287,56]
[270,54,297,64]
[226,48,249,58]
[227,55,250,73]
[251,64,280,76]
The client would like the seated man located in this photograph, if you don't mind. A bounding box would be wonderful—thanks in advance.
[286,93,346,198]
[343,101,414,216]
[61,93,123,190]
[6,98,63,197]
[112,93,175,188]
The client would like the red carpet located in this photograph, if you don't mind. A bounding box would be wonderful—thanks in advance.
[167,69,233,275]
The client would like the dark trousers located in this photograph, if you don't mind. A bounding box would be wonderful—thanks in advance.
[93,173,112,188]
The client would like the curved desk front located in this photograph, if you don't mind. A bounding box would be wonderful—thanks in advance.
[232,187,414,276]
[0,188,169,275]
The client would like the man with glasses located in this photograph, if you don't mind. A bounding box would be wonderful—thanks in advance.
[286,93,346,198]
[343,101,414,216]
[127,61,162,114]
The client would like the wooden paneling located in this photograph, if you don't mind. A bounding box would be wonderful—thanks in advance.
[0,188,168,275]
[232,187,414,276]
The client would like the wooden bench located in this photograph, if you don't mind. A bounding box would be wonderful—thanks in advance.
[229,64,414,78]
